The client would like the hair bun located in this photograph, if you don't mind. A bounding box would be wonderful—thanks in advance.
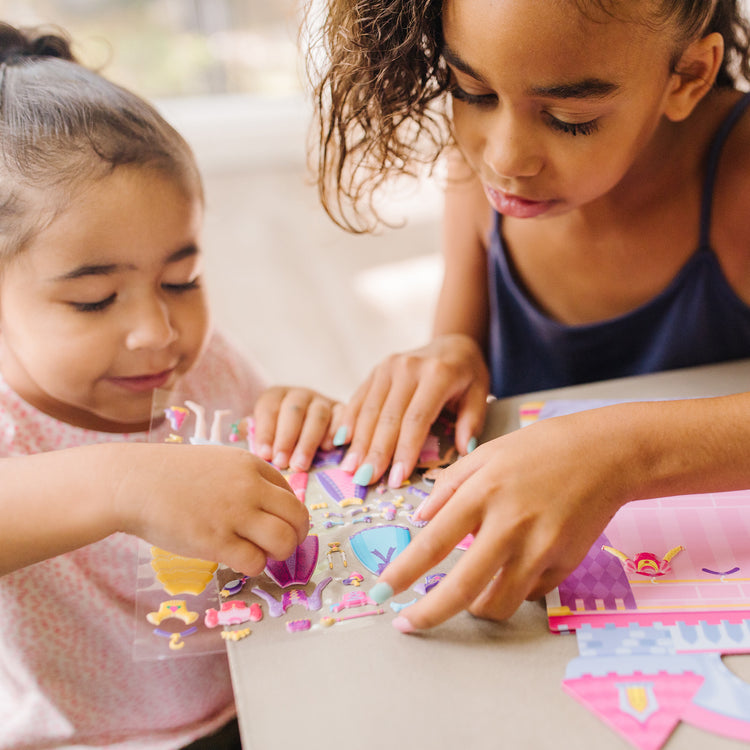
[0,22,75,65]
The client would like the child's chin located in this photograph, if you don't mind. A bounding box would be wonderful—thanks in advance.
[73,404,155,434]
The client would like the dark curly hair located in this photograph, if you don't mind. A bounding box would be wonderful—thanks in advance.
[0,23,201,261]
[307,0,750,232]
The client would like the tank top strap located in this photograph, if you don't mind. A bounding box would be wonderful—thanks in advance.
[699,91,750,248]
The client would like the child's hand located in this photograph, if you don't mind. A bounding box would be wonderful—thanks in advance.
[371,410,629,630]
[336,333,489,487]
[114,443,310,576]
[252,386,340,471]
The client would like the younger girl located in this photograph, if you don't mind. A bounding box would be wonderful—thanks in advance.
[0,24,328,748]
[308,0,750,630]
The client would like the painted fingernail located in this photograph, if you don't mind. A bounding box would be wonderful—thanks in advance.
[467,436,478,453]
[388,462,405,489]
[353,463,374,486]
[333,425,348,446]
[368,581,394,604]
[340,453,359,473]
[391,615,417,634]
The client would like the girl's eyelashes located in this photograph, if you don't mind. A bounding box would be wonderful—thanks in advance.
[68,278,200,312]
[449,84,497,108]
[162,278,201,293]
[449,74,601,138]
[546,114,599,137]
[70,293,116,313]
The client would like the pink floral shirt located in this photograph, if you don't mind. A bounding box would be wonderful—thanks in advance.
[0,331,265,749]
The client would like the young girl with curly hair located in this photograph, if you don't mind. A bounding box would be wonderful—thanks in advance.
[306,0,750,632]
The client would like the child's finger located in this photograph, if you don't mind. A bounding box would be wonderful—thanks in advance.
[238,509,306,563]
[331,378,371,456]
[289,396,337,470]
[387,375,474,488]
[269,389,316,468]
[219,536,269,577]
[390,397,455,488]
[257,477,310,542]
[466,553,549,622]
[370,481,480,599]
[355,378,423,486]
[251,388,284,461]
[454,381,489,455]
[339,373,391,477]
[382,528,511,631]
[413,447,483,521]
[253,450,301,491]
[323,401,346,449]
[332,378,371,449]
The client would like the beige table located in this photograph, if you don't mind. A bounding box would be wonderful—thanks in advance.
[228,360,750,750]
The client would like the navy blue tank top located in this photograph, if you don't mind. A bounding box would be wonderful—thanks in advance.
[487,91,750,397]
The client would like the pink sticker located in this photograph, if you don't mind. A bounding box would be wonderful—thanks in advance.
[456,533,474,551]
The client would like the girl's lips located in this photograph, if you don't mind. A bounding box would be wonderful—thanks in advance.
[109,369,174,393]
[485,186,556,219]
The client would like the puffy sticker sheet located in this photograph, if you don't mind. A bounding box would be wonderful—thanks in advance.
[133,390,461,659]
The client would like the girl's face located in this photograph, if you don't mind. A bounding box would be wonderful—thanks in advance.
[0,167,210,432]
[443,0,687,219]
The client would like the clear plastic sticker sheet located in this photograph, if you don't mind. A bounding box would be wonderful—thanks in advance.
[132,389,240,660]
[133,538,227,660]
[134,391,464,655]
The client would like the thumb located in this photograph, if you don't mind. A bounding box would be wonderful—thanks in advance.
[454,382,488,455]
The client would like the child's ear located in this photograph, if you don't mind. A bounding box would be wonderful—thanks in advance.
[664,31,724,122]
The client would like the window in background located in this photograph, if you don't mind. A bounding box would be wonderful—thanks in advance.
[0,0,302,99]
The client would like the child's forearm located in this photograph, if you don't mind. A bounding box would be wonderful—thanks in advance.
[0,441,309,580]
[0,443,124,575]
[583,393,750,503]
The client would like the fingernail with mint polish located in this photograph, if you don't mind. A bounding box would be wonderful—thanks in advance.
[392,615,417,634]
[467,436,478,453]
[353,463,374,486]
[333,425,348,447]
[369,581,394,604]
[388,462,405,489]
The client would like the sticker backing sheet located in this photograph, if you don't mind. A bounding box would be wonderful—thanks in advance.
[526,398,750,750]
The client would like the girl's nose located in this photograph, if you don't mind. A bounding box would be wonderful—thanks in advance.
[125,297,178,351]
[483,111,543,180]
